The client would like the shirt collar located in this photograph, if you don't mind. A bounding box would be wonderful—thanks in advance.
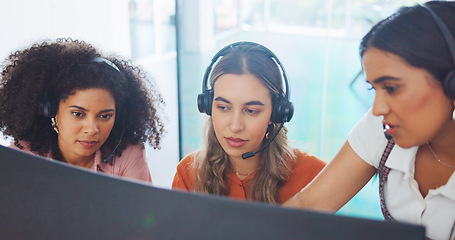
[387,144,455,200]
[441,173,455,200]
[385,144,418,176]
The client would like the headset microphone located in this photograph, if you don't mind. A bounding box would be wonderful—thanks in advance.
[382,124,392,140]
[103,125,124,164]
[242,121,285,159]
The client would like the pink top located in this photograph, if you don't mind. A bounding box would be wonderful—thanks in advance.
[10,142,152,183]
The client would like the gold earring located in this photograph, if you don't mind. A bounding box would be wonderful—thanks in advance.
[51,117,59,134]
[453,101,455,121]
[265,123,274,139]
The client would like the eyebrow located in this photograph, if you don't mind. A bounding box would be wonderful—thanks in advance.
[244,100,264,106]
[68,105,115,113]
[368,76,400,84]
[214,97,264,106]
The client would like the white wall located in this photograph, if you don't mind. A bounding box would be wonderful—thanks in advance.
[0,0,178,189]
[0,0,131,57]
[180,0,215,53]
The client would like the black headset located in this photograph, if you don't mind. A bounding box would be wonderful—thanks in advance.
[38,57,123,164]
[197,41,294,123]
[38,57,120,118]
[38,96,53,118]
[422,4,455,99]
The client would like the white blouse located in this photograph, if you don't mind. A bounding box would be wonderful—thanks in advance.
[347,109,455,240]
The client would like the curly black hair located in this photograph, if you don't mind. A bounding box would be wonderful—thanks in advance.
[0,38,165,160]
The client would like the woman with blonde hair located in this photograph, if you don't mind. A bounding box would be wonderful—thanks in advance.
[173,42,325,204]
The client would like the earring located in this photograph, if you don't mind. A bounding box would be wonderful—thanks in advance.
[265,123,274,139]
[51,117,59,134]
[453,101,455,121]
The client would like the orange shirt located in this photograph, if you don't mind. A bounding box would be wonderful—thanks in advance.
[172,149,326,204]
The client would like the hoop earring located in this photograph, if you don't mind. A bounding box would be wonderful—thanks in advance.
[51,117,59,134]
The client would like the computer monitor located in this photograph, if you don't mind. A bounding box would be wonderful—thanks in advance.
[0,145,425,239]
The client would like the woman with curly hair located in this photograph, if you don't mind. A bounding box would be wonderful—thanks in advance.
[172,42,325,204]
[0,38,165,182]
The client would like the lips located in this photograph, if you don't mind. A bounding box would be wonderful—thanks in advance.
[225,137,247,148]
[383,122,398,136]
[78,140,99,148]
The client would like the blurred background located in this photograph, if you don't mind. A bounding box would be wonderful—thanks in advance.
[0,0,427,220]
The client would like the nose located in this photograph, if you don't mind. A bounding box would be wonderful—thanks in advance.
[229,110,245,133]
[83,118,99,135]
[371,92,390,117]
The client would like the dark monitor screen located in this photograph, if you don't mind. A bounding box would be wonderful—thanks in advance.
[0,145,425,240]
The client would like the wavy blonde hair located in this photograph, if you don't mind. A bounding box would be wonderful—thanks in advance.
[193,43,296,204]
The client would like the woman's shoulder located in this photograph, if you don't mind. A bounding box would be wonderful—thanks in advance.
[172,152,200,190]
[347,108,389,166]
[292,148,326,169]
[9,141,41,155]
[177,151,200,169]
[348,108,385,145]
[9,140,29,149]
[122,143,145,153]
[277,148,326,202]
[113,143,145,161]
[106,143,146,168]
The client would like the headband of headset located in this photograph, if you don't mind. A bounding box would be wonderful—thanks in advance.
[38,57,120,118]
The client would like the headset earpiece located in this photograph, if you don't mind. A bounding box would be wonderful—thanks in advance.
[271,95,294,123]
[197,89,214,116]
[422,4,455,99]
[38,97,52,118]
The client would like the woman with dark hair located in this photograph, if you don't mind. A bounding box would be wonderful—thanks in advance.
[172,42,325,204]
[0,38,165,182]
[284,1,455,239]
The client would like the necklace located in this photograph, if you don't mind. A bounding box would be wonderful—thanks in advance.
[427,142,455,168]
[234,168,258,177]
